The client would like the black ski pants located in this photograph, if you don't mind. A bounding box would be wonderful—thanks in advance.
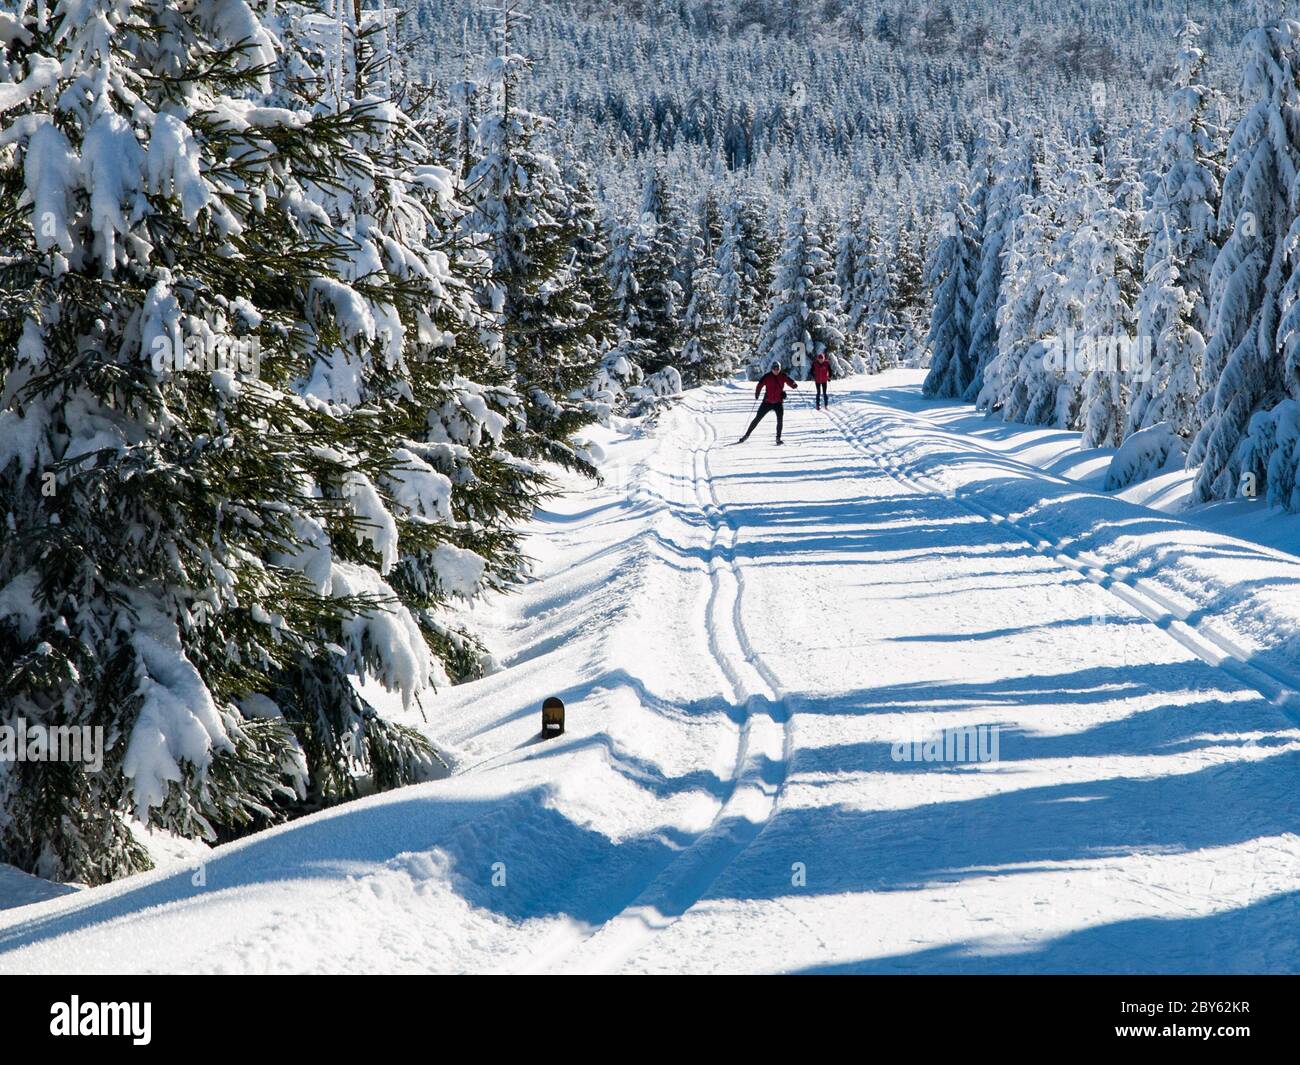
[742,400,784,442]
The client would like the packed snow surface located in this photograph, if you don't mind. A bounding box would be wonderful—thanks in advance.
[3,371,1300,973]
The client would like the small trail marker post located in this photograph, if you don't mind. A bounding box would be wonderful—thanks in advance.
[541,697,565,738]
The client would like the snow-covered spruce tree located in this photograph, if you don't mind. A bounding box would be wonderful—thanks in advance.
[975,136,1045,417]
[965,126,1035,403]
[890,207,928,362]
[587,332,646,412]
[0,0,478,882]
[1128,19,1226,441]
[1189,18,1300,504]
[860,215,901,372]
[922,183,978,397]
[592,202,652,408]
[671,186,735,384]
[630,167,685,373]
[696,186,724,265]
[679,257,732,385]
[676,188,707,318]
[1078,157,1145,449]
[1032,143,1106,433]
[717,191,774,339]
[1248,75,1300,504]
[560,154,618,356]
[979,140,1076,426]
[834,200,873,369]
[444,11,481,183]
[274,1,549,697]
[463,4,602,474]
[607,216,643,342]
[834,210,863,322]
[754,205,845,378]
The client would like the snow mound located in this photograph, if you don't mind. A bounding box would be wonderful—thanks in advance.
[1104,422,1187,492]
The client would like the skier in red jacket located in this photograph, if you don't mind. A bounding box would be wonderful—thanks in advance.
[739,363,799,445]
[812,352,832,409]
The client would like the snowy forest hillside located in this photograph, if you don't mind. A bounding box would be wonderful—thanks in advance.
[483,0,1300,511]
[7,0,1300,899]
[405,0,1300,513]
[407,0,1259,189]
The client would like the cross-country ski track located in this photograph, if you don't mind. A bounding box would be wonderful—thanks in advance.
[3,371,1300,974]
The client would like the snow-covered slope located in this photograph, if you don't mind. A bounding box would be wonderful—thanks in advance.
[0,866,78,912]
[3,373,1300,974]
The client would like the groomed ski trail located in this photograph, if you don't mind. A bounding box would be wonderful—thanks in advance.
[532,395,793,974]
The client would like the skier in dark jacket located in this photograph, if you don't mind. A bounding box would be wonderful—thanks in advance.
[739,363,799,445]
[812,352,831,409]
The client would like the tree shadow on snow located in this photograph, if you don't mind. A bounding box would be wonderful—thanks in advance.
[793,888,1300,974]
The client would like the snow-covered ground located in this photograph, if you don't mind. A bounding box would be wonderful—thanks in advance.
[0,865,77,912]
[902,376,1300,558]
[4,370,1300,974]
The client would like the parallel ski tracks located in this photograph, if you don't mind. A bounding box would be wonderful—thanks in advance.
[528,390,793,973]
[822,398,1300,729]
